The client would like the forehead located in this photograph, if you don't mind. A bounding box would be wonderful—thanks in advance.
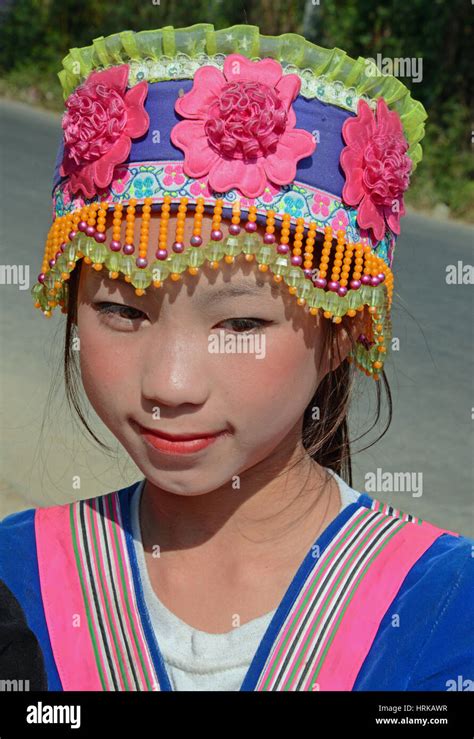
[79,260,286,306]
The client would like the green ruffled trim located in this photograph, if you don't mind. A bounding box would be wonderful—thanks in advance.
[58,24,427,171]
[31,230,391,378]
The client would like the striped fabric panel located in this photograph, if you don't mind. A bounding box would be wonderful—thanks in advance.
[255,507,408,691]
[370,497,422,524]
[70,492,160,690]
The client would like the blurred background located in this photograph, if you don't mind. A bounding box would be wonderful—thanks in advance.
[0,1,473,534]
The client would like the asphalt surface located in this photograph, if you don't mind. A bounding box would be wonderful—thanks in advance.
[0,97,472,535]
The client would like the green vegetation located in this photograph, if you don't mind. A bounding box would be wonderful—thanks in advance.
[1,0,472,220]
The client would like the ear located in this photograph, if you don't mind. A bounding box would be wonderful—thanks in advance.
[318,307,368,378]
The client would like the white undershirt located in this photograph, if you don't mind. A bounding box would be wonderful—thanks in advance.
[130,468,360,691]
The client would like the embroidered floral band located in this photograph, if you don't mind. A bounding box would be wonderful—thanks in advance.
[32,23,427,382]
[52,167,395,267]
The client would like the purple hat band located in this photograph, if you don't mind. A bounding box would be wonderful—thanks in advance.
[53,79,352,198]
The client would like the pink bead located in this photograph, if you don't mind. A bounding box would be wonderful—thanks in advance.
[95,231,106,243]
[303,269,313,279]
[229,224,241,235]
[38,273,46,283]
[68,230,77,240]
[211,229,223,241]
[110,240,121,252]
[156,249,168,260]
[361,274,372,285]
[86,225,95,237]
[277,244,290,254]
[172,242,185,253]
[49,258,56,268]
[370,276,380,286]
[291,255,302,266]
[123,244,134,255]
[78,221,87,232]
[337,286,348,296]
[377,272,386,282]
[328,281,340,292]
[245,221,257,233]
[60,242,66,251]
[315,277,327,289]
[350,279,362,290]
[136,257,148,268]
[263,233,276,244]
[190,235,202,247]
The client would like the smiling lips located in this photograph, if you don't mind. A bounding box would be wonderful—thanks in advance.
[135,422,228,455]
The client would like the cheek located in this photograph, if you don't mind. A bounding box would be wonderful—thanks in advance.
[77,306,136,424]
[220,328,319,440]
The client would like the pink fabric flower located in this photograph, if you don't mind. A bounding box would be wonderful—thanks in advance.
[189,178,213,198]
[163,164,185,187]
[170,54,316,198]
[261,183,281,203]
[340,98,412,242]
[330,209,349,231]
[60,65,149,198]
[311,191,331,218]
[109,166,132,195]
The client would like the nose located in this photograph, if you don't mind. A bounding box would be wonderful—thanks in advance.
[139,321,211,409]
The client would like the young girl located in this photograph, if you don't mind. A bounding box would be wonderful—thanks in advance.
[1,23,472,693]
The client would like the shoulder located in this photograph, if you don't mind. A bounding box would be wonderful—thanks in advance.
[406,532,474,690]
[0,481,140,551]
[356,494,474,689]
[357,491,473,586]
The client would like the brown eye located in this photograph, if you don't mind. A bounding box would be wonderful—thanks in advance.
[95,302,147,321]
[216,318,270,333]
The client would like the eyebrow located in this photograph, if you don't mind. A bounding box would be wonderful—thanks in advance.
[198,281,271,305]
[90,270,275,304]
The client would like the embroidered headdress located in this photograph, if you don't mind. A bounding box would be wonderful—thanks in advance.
[32,23,427,380]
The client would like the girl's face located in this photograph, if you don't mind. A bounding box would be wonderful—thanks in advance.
[76,211,354,496]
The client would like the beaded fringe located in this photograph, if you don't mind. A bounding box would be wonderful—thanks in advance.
[32,197,393,381]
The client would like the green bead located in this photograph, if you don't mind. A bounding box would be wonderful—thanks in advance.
[204,242,226,262]
[31,283,43,299]
[295,280,313,301]
[241,232,261,255]
[167,253,188,274]
[285,267,305,288]
[121,255,136,278]
[54,255,69,273]
[80,237,95,259]
[149,260,171,283]
[131,269,152,290]
[90,242,108,264]
[322,290,340,314]
[105,252,122,273]
[272,254,291,276]
[39,291,50,311]
[334,295,348,316]
[360,285,380,308]
[44,272,57,290]
[307,287,326,310]
[65,243,79,263]
[186,248,207,269]
[223,236,242,257]
[256,245,276,266]
[347,289,362,311]
[75,232,88,251]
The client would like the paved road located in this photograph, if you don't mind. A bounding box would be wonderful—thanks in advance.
[0,98,472,535]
